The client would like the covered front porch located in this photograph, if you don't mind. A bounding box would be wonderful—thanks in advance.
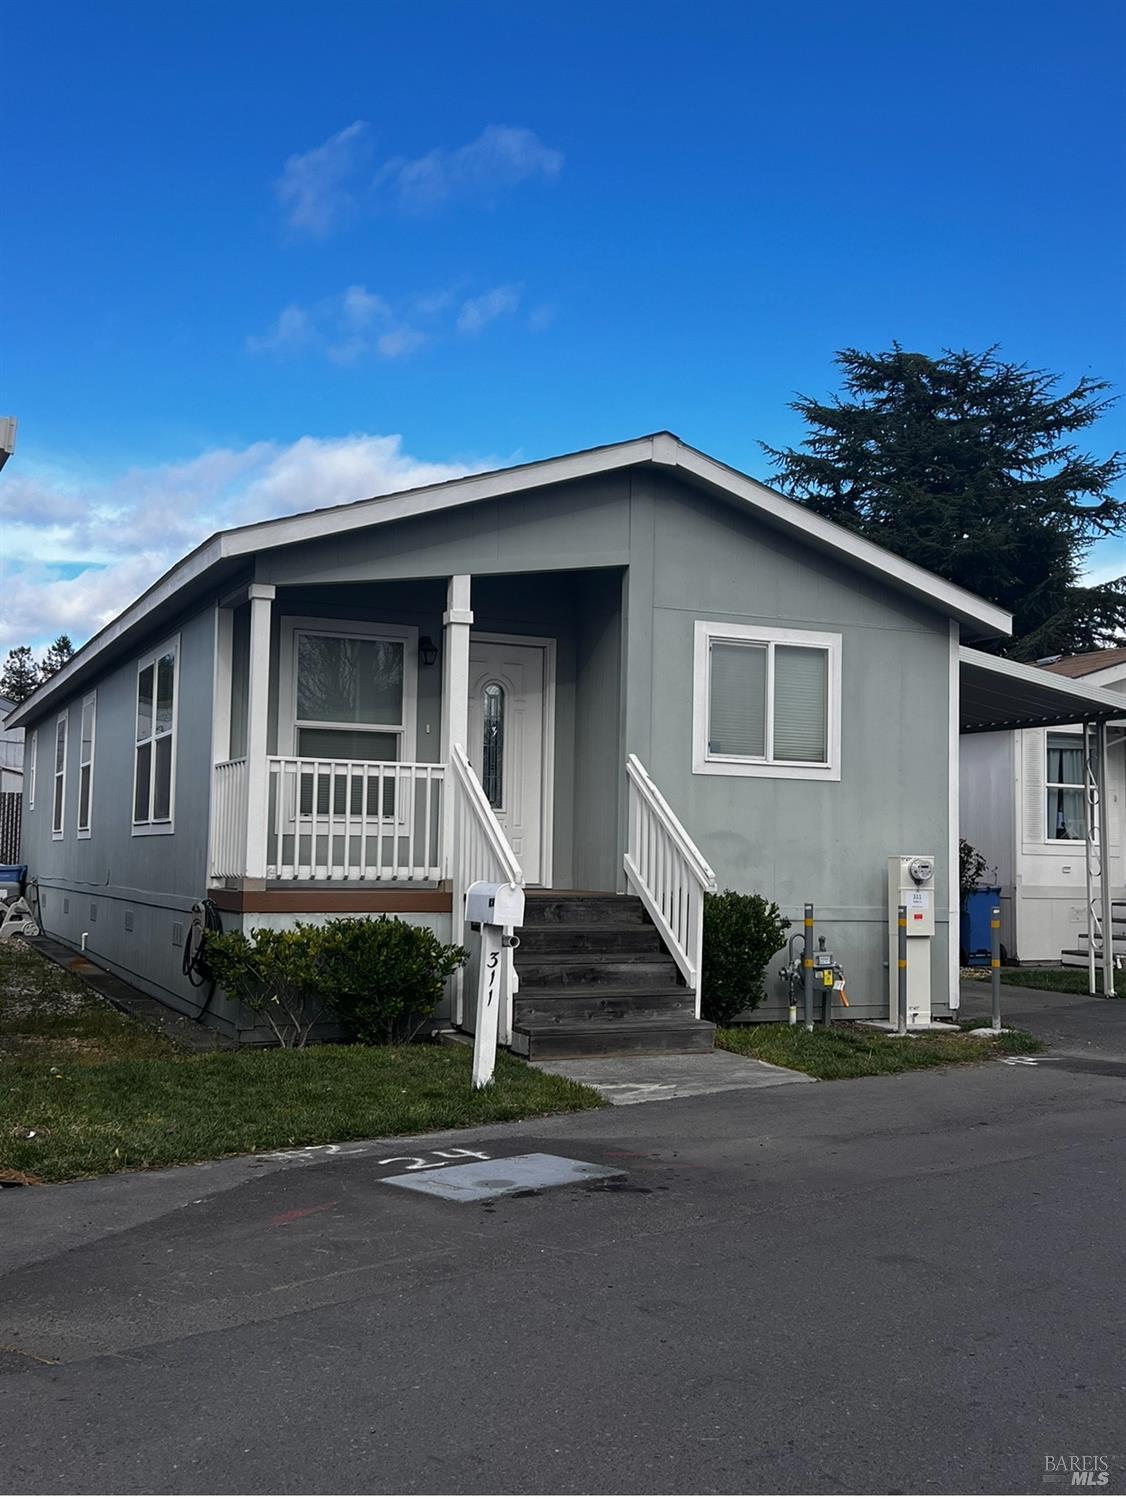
[207,568,626,894]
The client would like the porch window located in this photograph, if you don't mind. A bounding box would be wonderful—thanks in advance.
[52,712,67,839]
[133,638,178,833]
[77,692,96,837]
[693,621,841,781]
[1046,731,1086,840]
[293,630,407,762]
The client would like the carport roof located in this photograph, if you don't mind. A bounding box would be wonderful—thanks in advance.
[960,647,1126,733]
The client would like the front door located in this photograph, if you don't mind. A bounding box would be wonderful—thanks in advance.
[467,636,550,885]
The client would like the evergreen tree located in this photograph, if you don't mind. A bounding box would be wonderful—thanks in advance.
[39,634,76,681]
[763,346,1126,658]
[0,646,41,705]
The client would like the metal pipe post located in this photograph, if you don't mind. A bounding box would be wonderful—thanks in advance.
[1098,720,1116,1000]
[897,904,908,1035]
[803,903,814,1031]
[991,905,1002,1031]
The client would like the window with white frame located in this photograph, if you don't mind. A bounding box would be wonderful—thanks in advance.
[133,640,178,831]
[283,620,417,762]
[28,728,37,809]
[280,619,418,822]
[693,621,841,780]
[77,693,96,837]
[52,712,67,838]
[1046,731,1086,840]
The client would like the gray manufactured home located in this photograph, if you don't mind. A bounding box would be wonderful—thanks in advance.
[12,432,1064,1052]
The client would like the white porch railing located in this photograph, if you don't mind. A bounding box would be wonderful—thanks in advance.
[624,753,717,1016]
[449,742,523,1034]
[264,757,445,881]
[211,758,249,880]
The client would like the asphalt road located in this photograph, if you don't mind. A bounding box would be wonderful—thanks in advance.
[2,1004,1125,1495]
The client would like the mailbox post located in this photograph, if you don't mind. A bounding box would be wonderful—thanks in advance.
[465,880,525,1089]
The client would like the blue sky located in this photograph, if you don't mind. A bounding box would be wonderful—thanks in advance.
[2,0,1124,656]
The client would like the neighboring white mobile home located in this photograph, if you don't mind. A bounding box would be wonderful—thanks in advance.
[961,650,1126,968]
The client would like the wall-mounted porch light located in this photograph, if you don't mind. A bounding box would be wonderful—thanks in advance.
[419,635,439,667]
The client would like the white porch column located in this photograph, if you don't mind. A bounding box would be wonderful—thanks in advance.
[244,583,275,883]
[441,574,473,876]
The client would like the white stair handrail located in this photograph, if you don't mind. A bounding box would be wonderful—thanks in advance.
[450,743,523,889]
[624,754,717,1016]
[449,743,524,1036]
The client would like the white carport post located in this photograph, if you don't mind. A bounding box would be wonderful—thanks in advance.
[441,575,473,877]
[1085,719,1115,1001]
[244,583,275,882]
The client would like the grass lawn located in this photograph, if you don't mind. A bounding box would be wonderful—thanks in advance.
[965,967,1122,997]
[717,1020,1042,1080]
[0,943,603,1185]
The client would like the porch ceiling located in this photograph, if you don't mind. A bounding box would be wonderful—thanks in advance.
[960,647,1126,733]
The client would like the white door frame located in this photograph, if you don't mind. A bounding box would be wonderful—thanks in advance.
[470,632,556,888]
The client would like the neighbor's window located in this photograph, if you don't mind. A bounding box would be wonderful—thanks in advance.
[77,692,96,837]
[133,640,178,831]
[52,712,67,838]
[1046,731,1086,840]
[693,622,841,780]
[293,629,408,762]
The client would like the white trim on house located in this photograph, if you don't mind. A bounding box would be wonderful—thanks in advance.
[277,616,419,762]
[4,434,1015,732]
[76,690,96,839]
[27,727,36,810]
[131,635,180,837]
[52,710,67,840]
[470,631,558,889]
[691,620,842,782]
[947,618,960,1012]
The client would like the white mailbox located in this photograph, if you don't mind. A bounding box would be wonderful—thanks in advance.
[887,855,936,1026]
[465,881,526,929]
[465,881,525,1090]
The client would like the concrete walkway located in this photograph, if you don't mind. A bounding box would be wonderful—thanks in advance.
[532,1046,812,1103]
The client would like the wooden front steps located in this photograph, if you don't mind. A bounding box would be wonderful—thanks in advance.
[509,891,714,1059]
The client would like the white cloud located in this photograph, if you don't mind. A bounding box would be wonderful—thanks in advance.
[0,435,487,659]
[248,284,425,364]
[375,125,563,212]
[245,304,312,354]
[457,284,522,336]
[276,121,368,237]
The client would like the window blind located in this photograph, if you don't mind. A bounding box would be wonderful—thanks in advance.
[708,642,766,757]
[773,646,828,762]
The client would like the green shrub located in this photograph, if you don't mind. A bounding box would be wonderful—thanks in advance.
[701,889,790,1025]
[315,918,466,1045]
[203,919,466,1047]
[204,925,329,1048]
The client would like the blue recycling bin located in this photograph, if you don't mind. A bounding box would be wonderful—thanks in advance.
[961,886,1002,964]
[0,864,27,903]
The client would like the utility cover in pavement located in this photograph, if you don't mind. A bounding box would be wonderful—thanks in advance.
[379,1152,623,1202]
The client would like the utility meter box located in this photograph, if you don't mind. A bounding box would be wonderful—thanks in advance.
[887,855,936,1025]
[465,881,525,929]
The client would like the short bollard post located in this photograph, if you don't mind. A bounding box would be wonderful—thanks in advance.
[897,903,908,1035]
[803,902,815,1032]
[991,905,1002,1032]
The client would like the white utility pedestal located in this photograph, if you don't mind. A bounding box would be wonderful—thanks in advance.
[887,855,936,1027]
[465,881,525,1089]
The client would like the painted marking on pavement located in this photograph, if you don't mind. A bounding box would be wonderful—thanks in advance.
[1002,1057,1039,1066]
[376,1148,492,1173]
[380,1152,624,1203]
[269,1200,339,1228]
